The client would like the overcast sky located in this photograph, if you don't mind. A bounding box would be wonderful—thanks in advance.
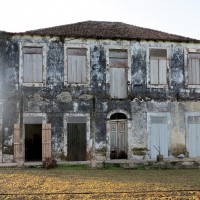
[1,0,200,39]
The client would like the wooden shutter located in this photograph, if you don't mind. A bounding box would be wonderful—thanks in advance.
[110,122,117,151]
[42,124,51,161]
[150,49,167,85]
[14,124,21,162]
[159,60,167,84]
[150,60,159,84]
[110,67,127,98]
[118,121,126,153]
[188,54,200,85]
[23,47,43,83]
[67,48,87,83]
[188,116,200,157]
[150,116,168,159]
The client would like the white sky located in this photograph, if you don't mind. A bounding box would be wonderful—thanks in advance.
[1,0,200,40]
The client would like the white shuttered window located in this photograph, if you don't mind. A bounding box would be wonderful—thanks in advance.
[188,53,200,85]
[67,48,87,84]
[109,50,128,98]
[23,47,43,83]
[150,49,167,85]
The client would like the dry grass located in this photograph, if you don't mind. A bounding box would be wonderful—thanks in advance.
[0,166,200,199]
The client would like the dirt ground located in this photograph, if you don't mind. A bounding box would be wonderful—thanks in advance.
[0,166,200,199]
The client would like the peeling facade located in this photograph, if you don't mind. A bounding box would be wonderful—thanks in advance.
[1,21,200,164]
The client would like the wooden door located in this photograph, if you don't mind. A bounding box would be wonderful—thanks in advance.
[150,116,168,159]
[110,120,127,159]
[188,116,200,157]
[14,124,21,162]
[67,123,86,161]
[42,124,51,161]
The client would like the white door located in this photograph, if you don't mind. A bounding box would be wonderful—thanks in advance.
[110,120,127,159]
[150,116,168,159]
[188,116,200,157]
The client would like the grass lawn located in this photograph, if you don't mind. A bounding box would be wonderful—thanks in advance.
[0,165,200,199]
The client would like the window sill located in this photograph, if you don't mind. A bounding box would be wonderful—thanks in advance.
[21,83,45,87]
[147,84,168,89]
[64,82,90,87]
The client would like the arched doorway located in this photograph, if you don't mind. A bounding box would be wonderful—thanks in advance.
[108,112,128,159]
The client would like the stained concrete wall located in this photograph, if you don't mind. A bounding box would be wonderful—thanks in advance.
[0,33,200,162]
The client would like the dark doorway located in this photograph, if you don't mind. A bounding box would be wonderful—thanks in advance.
[25,124,42,161]
[67,123,86,161]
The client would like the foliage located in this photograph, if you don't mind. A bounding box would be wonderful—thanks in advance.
[57,163,89,170]
[42,157,58,169]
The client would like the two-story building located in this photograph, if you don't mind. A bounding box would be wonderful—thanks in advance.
[0,21,200,164]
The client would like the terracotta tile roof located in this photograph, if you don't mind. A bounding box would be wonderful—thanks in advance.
[23,21,199,43]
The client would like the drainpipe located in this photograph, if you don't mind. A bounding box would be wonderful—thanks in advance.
[91,96,96,168]
[18,85,24,167]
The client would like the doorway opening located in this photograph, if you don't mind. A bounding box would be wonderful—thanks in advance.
[110,113,127,159]
[67,123,86,161]
[25,124,42,161]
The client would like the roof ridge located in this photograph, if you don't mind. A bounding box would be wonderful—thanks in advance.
[18,21,200,43]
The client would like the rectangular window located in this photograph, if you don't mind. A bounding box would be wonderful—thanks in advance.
[23,47,43,83]
[67,48,87,84]
[149,49,167,85]
[188,53,200,85]
[109,49,128,98]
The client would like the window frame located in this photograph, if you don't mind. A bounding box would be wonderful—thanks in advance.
[106,45,131,99]
[64,44,90,86]
[147,47,169,88]
[19,43,46,87]
[185,49,200,88]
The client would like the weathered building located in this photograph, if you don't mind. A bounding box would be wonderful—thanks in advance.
[0,21,200,165]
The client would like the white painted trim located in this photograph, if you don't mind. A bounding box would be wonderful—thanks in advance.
[22,113,47,124]
[64,43,90,86]
[19,43,47,87]
[147,47,170,89]
[184,49,200,88]
[63,113,91,159]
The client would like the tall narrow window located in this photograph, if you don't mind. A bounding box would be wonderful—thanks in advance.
[67,48,87,84]
[109,49,128,98]
[23,47,43,83]
[149,49,167,85]
[188,53,200,85]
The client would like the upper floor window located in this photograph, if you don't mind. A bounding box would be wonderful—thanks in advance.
[109,49,128,98]
[23,47,43,83]
[64,45,90,86]
[149,48,167,86]
[19,43,46,87]
[67,48,87,84]
[188,53,200,85]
